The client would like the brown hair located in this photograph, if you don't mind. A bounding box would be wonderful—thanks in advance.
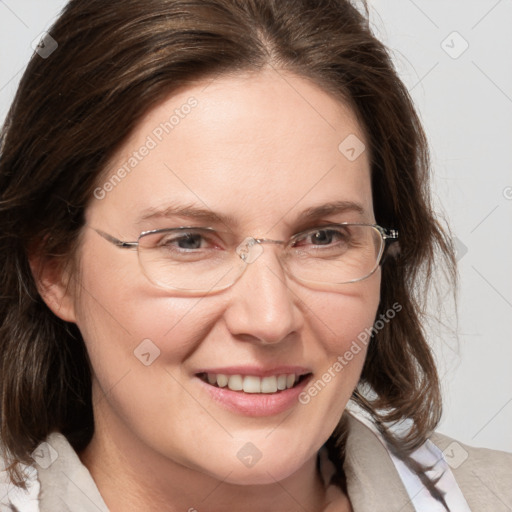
[0,0,455,494]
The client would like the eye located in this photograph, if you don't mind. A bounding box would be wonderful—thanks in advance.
[310,229,339,245]
[166,233,204,250]
[294,226,350,247]
[137,228,226,255]
[157,229,218,251]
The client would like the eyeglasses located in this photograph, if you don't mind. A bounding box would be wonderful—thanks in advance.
[92,223,398,295]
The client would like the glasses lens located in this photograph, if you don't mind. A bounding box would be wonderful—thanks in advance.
[288,224,384,285]
[137,228,242,294]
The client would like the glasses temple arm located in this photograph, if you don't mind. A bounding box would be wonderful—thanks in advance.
[93,228,139,248]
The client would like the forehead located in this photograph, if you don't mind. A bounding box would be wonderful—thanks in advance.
[88,69,373,233]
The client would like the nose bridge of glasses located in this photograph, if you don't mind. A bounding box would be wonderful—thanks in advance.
[235,237,284,264]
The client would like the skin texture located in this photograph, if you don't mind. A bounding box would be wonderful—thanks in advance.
[38,68,379,511]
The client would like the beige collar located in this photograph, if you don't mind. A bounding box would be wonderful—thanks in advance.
[342,413,415,511]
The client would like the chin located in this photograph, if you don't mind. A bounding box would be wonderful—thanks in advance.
[192,440,314,487]
[219,458,304,486]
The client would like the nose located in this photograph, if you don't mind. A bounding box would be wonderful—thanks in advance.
[223,243,303,344]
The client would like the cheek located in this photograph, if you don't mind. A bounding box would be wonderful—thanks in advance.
[72,246,221,397]
[309,271,381,356]
[74,286,213,374]
[297,271,380,415]
[72,261,229,456]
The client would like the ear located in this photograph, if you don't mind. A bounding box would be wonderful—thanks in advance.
[29,254,77,323]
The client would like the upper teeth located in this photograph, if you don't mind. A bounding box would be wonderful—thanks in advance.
[205,373,298,393]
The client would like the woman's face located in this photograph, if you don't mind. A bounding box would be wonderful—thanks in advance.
[69,70,380,484]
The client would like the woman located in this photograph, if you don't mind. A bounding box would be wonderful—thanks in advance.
[0,0,510,510]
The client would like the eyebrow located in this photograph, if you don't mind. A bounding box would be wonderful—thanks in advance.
[137,203,238,228]
[137,200,366,228]
[294,200,366,223]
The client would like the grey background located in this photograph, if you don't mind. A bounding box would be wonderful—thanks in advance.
[0,0,510,453]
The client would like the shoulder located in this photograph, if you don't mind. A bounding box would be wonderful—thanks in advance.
[430,431,512,511]
[336,409,512,511]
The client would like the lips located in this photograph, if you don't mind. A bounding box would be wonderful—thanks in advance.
[194,365,312,416]
[195,367,313,416]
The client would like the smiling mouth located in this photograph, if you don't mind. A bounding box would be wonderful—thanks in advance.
[197,372,311,394]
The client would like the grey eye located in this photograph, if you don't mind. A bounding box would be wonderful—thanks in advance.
[175,233,203,250]
[294,228,349,247]
[311,230,336,245]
